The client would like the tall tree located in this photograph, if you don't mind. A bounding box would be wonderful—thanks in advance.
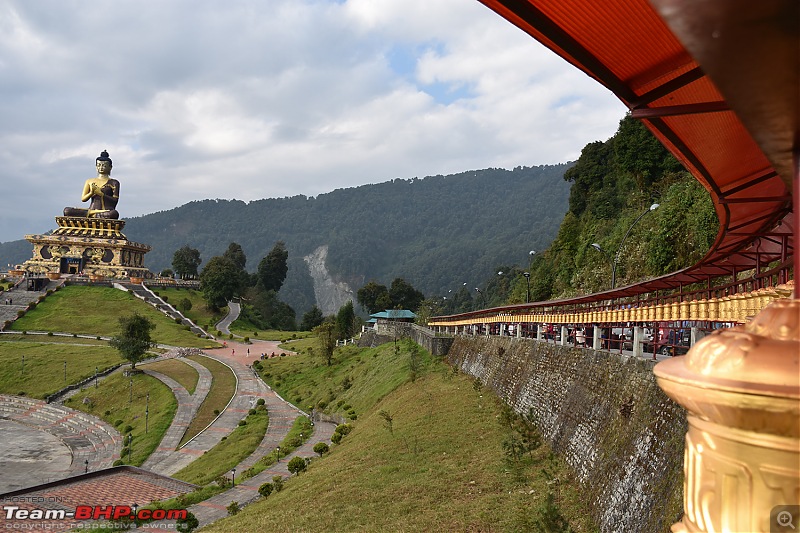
[357,281,389,314]
[223,242,247,271]
[300,305,324,331]
[313,318,337,367]
[257,241,289,292]
[388,278,425,311]
[336,300,356,339]
[200,256,242,310]
[171,245,202,279]
[109,313,155,370]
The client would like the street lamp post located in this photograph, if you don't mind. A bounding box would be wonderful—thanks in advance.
[474,287,485,310]
[231,467,236,487]
[591,203,659,289]
[528,250,536,272]
[523,272,531,303]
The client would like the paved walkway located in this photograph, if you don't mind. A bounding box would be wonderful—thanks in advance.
[139,358,212,471]
[215,300,240,336]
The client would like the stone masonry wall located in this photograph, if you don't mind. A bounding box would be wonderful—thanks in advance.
[447,335,686,533]
[360,323,454,356]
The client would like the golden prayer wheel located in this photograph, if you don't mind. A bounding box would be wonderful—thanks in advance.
[689,299,698,320]
[655,299,800,533]
[707,298,719,321]
[669,301,679,321]
[655,303,664,321]
[679,300,689,320]
[698,299,709,320]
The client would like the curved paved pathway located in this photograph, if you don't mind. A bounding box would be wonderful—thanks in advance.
[140,358,212,471]
[215,301,240,336]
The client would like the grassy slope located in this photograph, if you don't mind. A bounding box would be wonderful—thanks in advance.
[150,287,225,330]
[173,408,269,485]
[64,371,176,466]
[178,355,237,446]
[10,285,216,348]
[142,358,200,395]
[208,341,597,532]
[0,340,120,399]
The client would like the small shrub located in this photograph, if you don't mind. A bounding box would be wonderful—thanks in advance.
[213,409,220,415]
[335,424,352,436]
[243,336,250,343]
[104,410,111,416]
[120,447,129,458]
[47,331,53,336]
[258,483,273,498]
[113,459,124,466]
[175,511,199,533]
[287,456,306,475]
[96,336,102,340]
[226,501,240,516]
[272,475,284,492]
[228,334,233,340]
[175,317,182,324]
[114,419,123,427]
[253,331,258,336]
[248,408,256,415]
[123,425,133,434]
[313,442,329,456]
[238,420,247,426]
[316,400,327,409]
[214,475,231,488]
[256,398,265,406]
[72,333,77,338]
[331,432,342,445]
[341,404,351,412]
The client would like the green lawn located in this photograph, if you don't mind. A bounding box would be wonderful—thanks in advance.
[142,358,200,395]
[0,340,122,399]
[204,343,598,533]
[173,408,269,485]
[10,285,217,348]
[64,371,177,466]
[257,339,432,416]
[179,355,237,446]
[149,287,225,330]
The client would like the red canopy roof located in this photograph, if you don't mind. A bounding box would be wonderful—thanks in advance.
[469,0,795,304]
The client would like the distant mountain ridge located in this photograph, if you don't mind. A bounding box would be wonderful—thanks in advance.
[1,165,572,316]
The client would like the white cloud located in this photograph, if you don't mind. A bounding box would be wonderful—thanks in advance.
[0,0,626,243]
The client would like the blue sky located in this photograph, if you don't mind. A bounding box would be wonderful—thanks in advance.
[0,0,626,243]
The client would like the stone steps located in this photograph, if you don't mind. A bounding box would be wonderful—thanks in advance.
[0,394,122,474]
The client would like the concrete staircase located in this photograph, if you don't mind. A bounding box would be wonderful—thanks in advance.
[0,394,122,475]
[117,282,210,338]
[0,278,63,329]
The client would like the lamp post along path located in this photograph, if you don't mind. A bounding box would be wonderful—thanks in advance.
[592,203,658,289]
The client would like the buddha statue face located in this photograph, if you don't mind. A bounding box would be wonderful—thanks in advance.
[96,159,112,175]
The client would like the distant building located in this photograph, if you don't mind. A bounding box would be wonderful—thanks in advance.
[368,309,416,334]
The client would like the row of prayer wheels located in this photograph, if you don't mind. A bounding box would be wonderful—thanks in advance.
[429,281,793,328]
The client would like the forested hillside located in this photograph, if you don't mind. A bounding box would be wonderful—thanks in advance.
[1,165,571,316]
[454,115,719,313]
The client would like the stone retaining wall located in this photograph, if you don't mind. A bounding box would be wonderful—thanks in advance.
[447,335,685,533]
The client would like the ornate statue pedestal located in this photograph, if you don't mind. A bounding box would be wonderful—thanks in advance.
[654,299,799,532]
[22,216,152,280]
